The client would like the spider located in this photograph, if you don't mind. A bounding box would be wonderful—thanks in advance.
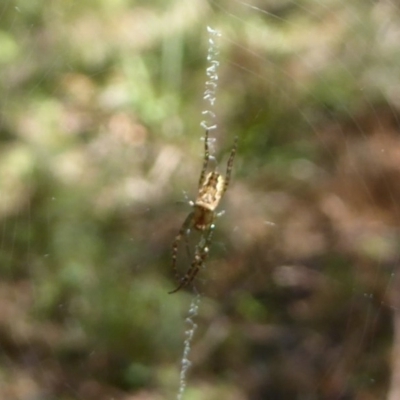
[168,129,238,294]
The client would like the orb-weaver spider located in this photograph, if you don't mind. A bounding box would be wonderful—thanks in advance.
[168,129,238,294]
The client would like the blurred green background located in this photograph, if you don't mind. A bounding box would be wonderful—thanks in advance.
[1,0,400,399]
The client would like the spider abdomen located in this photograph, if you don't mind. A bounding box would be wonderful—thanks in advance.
[195,172,224,211]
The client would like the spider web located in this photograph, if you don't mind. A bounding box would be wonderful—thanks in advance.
[199,1,400,399]
[0,0,399,399]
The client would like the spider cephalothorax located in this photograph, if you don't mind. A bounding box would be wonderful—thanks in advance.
[169,130,238,294]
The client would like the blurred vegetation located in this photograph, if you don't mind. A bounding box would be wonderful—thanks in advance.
[0,0,400,399]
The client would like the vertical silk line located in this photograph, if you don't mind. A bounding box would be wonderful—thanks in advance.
[201,26,222,156]
[175,26,221,400]
[176,294,200,400]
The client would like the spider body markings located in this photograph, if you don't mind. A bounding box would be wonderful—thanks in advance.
[169,130,238,294]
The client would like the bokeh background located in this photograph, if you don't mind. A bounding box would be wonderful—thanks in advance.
[1,0,400,399]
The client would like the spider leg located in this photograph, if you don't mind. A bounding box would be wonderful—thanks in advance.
[216,210,225,218]
[223,136,238,194]
[168,224,215,294]
[199,223,215,250]
[168,252,203,294]
[198,129,210,188]
[171,211,194,286]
